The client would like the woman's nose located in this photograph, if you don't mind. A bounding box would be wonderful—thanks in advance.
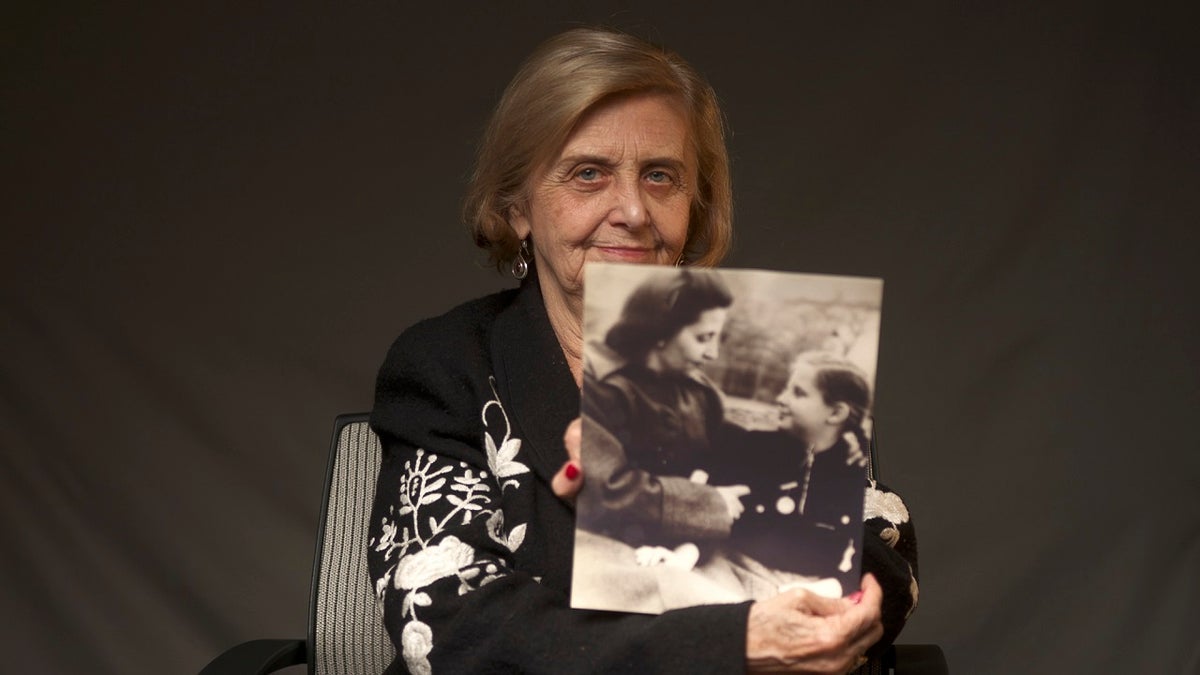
[610,177,649,229]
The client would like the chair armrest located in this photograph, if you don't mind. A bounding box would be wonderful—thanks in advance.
[198,638,306,675]
[885,643,949,675]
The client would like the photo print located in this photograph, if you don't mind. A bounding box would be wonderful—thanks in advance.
[572,262,884,614]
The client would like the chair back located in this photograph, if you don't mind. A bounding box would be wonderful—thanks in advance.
[308,414,395,675]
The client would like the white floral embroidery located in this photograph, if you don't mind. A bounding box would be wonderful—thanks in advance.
[400,619,434,675]
[862,480,919,616]
[395,536,477,591]
[864,479,910,526]
[369,377,530,675]
[481,380,530,490]
[486,509,527,552]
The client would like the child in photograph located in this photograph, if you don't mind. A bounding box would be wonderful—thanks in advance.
[710,350,872,597]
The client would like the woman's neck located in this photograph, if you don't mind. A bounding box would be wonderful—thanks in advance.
[541,286,585,388]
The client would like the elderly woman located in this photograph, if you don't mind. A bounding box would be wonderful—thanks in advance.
[368,27,911,674]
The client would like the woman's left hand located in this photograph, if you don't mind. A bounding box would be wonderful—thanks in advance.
[745,574,884,674]
[551,417,584,501]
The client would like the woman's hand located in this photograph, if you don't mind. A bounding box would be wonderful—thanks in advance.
[551,418,584,501]
[745,574,884,674]
[716,484,751,520]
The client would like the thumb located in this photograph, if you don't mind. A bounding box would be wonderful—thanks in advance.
[551,418,583,502]
[563,418,582,464]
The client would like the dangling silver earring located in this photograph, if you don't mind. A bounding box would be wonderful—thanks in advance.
[675,253,687,267]
[511,239,530,280]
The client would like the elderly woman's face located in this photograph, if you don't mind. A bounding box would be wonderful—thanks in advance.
[511,92,696,315]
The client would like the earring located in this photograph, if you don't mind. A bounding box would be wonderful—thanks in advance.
[511,239,530,280]
[675,253,687,267]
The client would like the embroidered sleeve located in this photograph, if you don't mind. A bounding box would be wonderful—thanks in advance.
[367,324,750,674]
[862,479,920,656]
[369,380,531,674]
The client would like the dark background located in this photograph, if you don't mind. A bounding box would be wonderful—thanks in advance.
[3,3,1197,673]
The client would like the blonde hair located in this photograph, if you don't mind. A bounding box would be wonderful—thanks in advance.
[464,26,733,271]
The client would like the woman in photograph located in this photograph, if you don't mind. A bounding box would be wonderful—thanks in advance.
[367,26,915,674]
[577,269,752,549]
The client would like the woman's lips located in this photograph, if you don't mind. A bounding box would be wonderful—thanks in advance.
[593,245,658,262]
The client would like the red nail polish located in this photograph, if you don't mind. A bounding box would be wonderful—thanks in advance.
[565,463,580,480]
[848,591,863,604]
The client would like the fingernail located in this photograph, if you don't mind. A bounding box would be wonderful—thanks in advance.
[848,591,863,604]
[565,463,580,480]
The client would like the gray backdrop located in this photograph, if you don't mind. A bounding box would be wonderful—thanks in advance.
[4,3,1197,673]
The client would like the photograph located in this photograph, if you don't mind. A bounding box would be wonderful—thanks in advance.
[572,262,884,614]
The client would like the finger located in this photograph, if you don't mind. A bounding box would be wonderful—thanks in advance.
[730,484,751,496]
[551,419,584,501]
[551,460,583,501]
[856,573,883,610]
[563,418,582,464]
[840,575,885,653]
[844,572,877,607]
[844,616,884,665]
[779,586,846,617]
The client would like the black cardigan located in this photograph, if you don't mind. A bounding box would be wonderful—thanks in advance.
[367,274,917,674]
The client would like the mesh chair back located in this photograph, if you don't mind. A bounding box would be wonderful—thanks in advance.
[309,414,395,675]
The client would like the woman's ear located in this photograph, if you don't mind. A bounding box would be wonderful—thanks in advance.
[508,204,532,239]
[827,401,851,426]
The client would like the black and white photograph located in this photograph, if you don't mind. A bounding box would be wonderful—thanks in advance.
[572,262,884,614]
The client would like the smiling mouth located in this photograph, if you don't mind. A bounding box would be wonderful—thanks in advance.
[593,244,659,262]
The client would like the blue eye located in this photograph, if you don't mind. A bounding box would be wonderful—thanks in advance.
[646,170,671,183]
[577,168,599,181]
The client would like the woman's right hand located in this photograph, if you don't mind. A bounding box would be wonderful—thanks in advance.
[551,418,584,502]
[745,573,884,674]
[716,484,751,520]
